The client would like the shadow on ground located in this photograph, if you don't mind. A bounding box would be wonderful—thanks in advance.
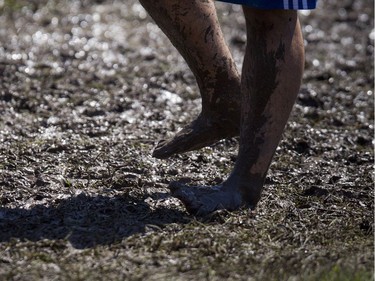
[0,193,188,249]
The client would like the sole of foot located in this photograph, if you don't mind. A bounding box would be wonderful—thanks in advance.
[152,112,239,159]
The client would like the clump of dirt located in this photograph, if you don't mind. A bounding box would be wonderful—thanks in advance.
[0,0,373,280]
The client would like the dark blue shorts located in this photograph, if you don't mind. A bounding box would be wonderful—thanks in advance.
[217,0,318,10]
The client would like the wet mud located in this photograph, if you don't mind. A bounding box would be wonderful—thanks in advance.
[0,0,373,279]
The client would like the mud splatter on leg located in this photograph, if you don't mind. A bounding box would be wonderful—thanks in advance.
[139,0,241,158]
[169,8,305,215]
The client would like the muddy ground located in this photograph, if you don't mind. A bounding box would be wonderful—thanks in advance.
[0,0,373,280]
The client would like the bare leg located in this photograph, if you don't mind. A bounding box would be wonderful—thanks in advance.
[139,0,241,159]
[170,8,305,215]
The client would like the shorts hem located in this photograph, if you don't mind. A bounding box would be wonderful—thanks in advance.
[217,0,317,10]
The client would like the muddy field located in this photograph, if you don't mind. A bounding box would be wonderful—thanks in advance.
[0,0,373,280]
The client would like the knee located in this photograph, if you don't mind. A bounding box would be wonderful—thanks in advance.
[242,7,298,26]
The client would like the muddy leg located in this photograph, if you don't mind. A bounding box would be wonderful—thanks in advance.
[170,9,304,215]
[139,0,241,159]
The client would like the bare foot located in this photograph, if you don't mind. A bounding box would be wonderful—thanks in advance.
[152,110,239,159]
[169,181,246,216]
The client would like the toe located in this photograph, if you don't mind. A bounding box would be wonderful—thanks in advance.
[168,182,222,216]
[169,181,195,201]
[151,114,238,159]
[152,140,172,159]
[168,182,204,215]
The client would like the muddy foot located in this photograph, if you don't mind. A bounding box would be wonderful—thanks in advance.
[169,181,246,216]
[152,113,239,159]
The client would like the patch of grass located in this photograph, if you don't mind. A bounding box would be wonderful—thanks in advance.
[1,0,23,10]
[0,0,30,12]
[0,0,373,280]
[308,264,374,281]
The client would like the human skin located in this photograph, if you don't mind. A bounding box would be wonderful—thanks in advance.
[139,0,242,159]
[139,1,305,215]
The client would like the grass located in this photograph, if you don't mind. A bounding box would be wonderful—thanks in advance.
[308,265,373,281]
[0,0,31,12]
[1,215,372,280]
[0,0,373,280]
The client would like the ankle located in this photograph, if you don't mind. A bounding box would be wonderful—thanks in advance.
[226,173,265,207]
[200,79,241,115]
[197,70,241,107]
